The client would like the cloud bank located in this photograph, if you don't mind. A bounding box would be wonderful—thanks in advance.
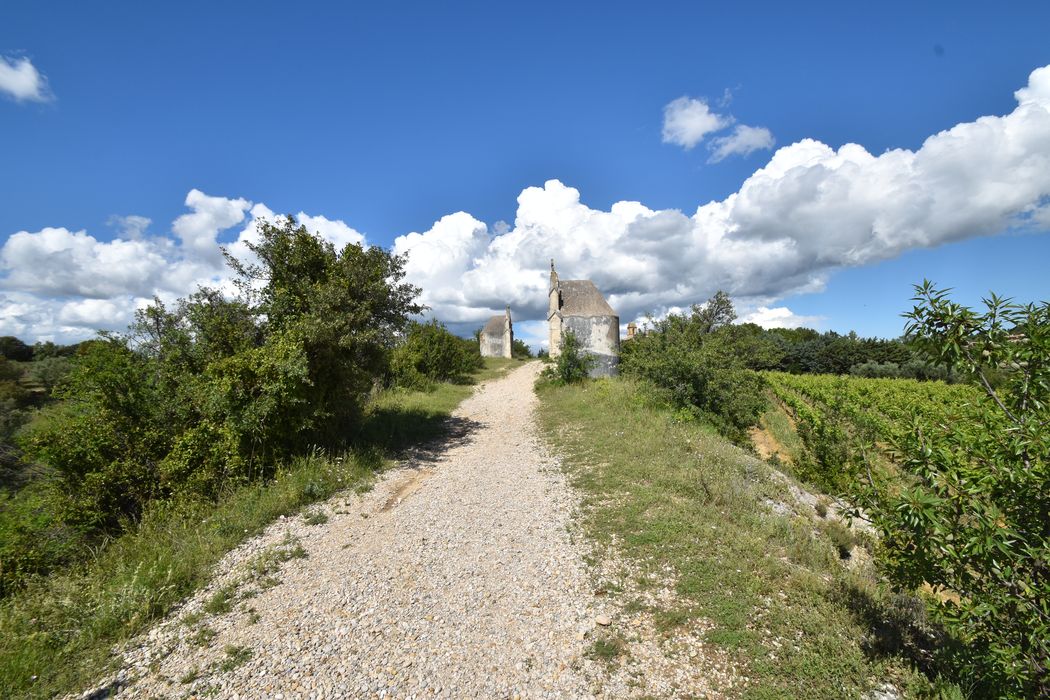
[0,199,365,342]
[3,66,1050,344]
[396,65,1050,332]
[0,55,52,103]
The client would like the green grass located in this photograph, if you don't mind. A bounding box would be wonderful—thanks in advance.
[203,583,237,615]
[0,359,523,699]
[588,635,627,664]
[537,376,927,699]
[756,399,807,467]
[357,357,525,449]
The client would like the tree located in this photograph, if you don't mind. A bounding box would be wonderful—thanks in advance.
[620,292,767,442]
[0,337,32,362]
[857,281,1049,696]
[391,320,482,388]
[23,216,424,528]
[691,290,736,335]
[511,338,533,359]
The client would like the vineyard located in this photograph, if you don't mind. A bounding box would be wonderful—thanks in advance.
[762,372,988,491]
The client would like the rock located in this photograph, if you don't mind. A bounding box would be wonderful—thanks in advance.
[595,614,612,626]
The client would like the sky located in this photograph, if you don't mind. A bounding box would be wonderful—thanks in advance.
[2,1,1050,351]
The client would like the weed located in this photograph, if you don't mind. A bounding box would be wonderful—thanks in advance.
[181,610,204,627]
[814,497,829,519]
[588,636,627,664]
[302,509,329,526]
[203,584,237,616]
[216,645,252,673]
[188,625,217,648]
[179,667,201,685]
[820,520,859,559]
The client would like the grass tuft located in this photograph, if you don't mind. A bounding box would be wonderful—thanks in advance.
[216,644,252,673]
[588,636,627,664]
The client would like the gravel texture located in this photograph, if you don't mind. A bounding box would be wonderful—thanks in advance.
[90,362,609,699]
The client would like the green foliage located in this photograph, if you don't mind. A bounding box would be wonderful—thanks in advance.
[849,358,961,382]
[620,291,768,443]
[31,341,81,360]
[856,282,1050,697]
[536,376,930,697]
[390,319,483,389]
[549,332,593,384]
[511,338,533,359]
[17,216,422,554]
[0,482,83,597]
[765,372,983,494]
[0,337,32,362]
[24,356,72,393]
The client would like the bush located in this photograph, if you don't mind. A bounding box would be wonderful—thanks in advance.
[619,292,768,443]
[550,332,593,384]
[19,217,422,541]
[511,338,533,359]
[856,282,1050,696]
[390,320,483,388]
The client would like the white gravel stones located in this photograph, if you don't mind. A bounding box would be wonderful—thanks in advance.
[86,362,609,699]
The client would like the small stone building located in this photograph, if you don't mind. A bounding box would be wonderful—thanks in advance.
[547,261,620,377]
[479,307,513,358]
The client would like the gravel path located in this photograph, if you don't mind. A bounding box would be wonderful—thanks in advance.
[100,362,608,699]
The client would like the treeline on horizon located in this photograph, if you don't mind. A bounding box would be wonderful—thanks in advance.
[632,315,964,382]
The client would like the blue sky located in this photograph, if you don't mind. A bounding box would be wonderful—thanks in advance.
[2,1,1050,347]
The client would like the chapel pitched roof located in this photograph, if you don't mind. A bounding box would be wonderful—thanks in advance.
[481,315,506,336]
[559,280,616,317]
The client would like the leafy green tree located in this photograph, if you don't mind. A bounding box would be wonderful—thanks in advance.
[857,282,1049,696]
[25,356,72,394]
[511,338,533,359]
[22,216,423,529]
[691,290,736,335]
[0,337,32,362]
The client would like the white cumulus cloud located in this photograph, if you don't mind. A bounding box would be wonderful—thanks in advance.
[661,96,733,149]
[5,65,1050,345]
[398,65,1050,330]
[708,124,776,162]
[0,55,52,103]
[0,194,372,342]
[740,306,824,330]
[107,215,152,240]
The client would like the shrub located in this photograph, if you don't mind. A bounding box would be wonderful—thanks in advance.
[511,338,533,359]
[390,320,483,388]
[551,332,593,384]
[619,292,768,443]
[856,282,1050,696]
